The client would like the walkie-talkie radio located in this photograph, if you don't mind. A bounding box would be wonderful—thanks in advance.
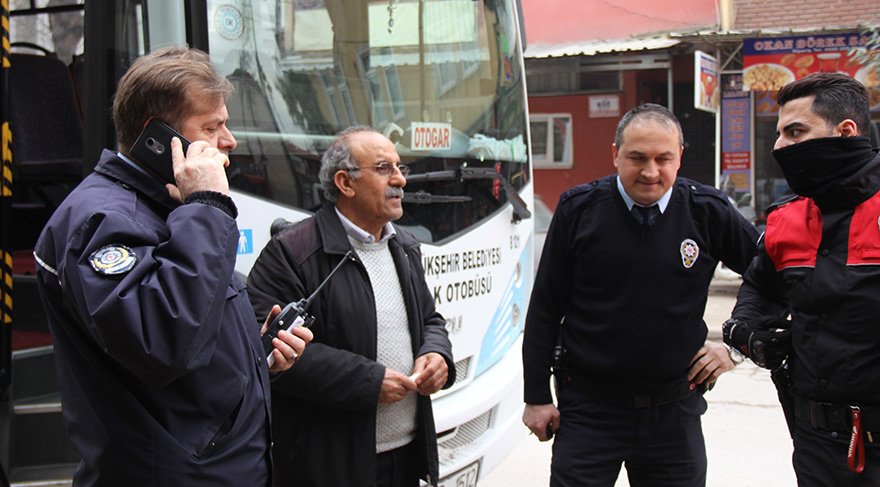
[262,251,354,367]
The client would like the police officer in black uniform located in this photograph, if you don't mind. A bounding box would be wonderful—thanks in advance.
[523,104,758,486]
[33,46,312,486]
[724,72,880,485]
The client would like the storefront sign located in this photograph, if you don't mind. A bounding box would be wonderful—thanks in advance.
[720,73,752,199]
[588,94,619,118]
[742,33,877,92]
[410,122,452,151]
[694,50,719,113]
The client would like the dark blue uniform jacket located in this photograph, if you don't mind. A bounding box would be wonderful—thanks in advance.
[33,150,272,486]
[524,176,759,405]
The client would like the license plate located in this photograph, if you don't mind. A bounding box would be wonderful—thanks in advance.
[438,460,480,487]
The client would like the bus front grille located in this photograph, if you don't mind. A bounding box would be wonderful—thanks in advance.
[436,408,493,466]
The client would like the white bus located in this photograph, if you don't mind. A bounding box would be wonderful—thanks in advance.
[1,1,534,484]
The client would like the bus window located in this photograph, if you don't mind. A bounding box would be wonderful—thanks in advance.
[9,1,84,64]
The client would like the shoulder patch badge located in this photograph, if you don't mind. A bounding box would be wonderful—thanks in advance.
[89,245,137,276]
[680,239,699,269]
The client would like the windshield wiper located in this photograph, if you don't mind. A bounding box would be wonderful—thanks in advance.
[406,164,532,222]
[402,191,472,204]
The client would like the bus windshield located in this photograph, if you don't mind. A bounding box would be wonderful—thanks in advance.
[206,0,530,243]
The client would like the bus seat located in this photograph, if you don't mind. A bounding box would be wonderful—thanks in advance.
[8,52,85,250]
[9,52,84,191]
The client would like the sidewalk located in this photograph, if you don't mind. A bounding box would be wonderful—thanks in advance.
[480,273,798,486]
[706,269,741,341]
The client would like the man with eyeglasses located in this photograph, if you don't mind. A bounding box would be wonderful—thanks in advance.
[247,126,455,487]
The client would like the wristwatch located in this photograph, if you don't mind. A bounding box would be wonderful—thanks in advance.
[726,344,746,366]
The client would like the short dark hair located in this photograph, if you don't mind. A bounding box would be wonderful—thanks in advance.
[614,103,684,148]
[319,126,382,202]
[113,46,233,152]
[776,72,870,135]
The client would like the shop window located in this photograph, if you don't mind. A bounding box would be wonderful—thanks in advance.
[530,114,573,169]
[526,57,621,95]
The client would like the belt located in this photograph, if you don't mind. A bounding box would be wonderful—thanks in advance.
[794,395,880,432]
[563,371,700,408]
[794,395,880,474]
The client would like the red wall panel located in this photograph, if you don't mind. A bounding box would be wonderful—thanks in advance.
[530,94,619,210]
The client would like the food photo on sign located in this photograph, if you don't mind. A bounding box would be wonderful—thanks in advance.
[743,33,880,110]
[695,50,719,113]
[855,65,880,109]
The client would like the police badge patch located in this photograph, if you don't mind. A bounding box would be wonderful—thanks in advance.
[89,245,137,276]
[680,239,699,269]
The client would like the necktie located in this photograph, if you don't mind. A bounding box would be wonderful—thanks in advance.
[632,205,660,227]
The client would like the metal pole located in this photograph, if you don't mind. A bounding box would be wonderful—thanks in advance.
[0,0,13,398]
[714,48,721,189]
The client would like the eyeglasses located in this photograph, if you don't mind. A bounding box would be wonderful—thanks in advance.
[347,162,410,178]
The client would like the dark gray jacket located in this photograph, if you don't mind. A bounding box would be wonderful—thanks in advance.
[247,204,455,486]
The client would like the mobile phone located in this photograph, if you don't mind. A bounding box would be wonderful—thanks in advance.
[130,118,191,184]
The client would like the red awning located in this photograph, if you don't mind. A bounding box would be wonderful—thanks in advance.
[521,0,718,56]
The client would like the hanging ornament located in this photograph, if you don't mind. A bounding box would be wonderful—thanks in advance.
[387,0,399,33]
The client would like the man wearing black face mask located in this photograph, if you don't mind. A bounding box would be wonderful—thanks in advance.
[723,72,880,485]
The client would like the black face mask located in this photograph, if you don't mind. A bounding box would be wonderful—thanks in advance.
[772,136,876,199]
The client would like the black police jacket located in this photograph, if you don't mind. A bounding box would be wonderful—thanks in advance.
[33,150,273,486]
[246,204,455,487]
[524,176,759,405]
[734,150,880,404]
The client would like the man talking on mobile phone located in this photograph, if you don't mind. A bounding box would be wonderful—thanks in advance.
[32,46,312,486]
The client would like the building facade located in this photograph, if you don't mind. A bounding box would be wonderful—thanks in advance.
[524,0,880,226]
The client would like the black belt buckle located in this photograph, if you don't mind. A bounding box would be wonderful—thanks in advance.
[827,403,848,430]
[807,400,851,431]
[796,395,880,433]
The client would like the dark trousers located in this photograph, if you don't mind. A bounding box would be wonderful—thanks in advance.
[551,385,707,487]
[793,418,880,486]
[376,441,419,487]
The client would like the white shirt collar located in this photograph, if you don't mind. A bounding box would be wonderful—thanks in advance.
[335,206,396,244]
